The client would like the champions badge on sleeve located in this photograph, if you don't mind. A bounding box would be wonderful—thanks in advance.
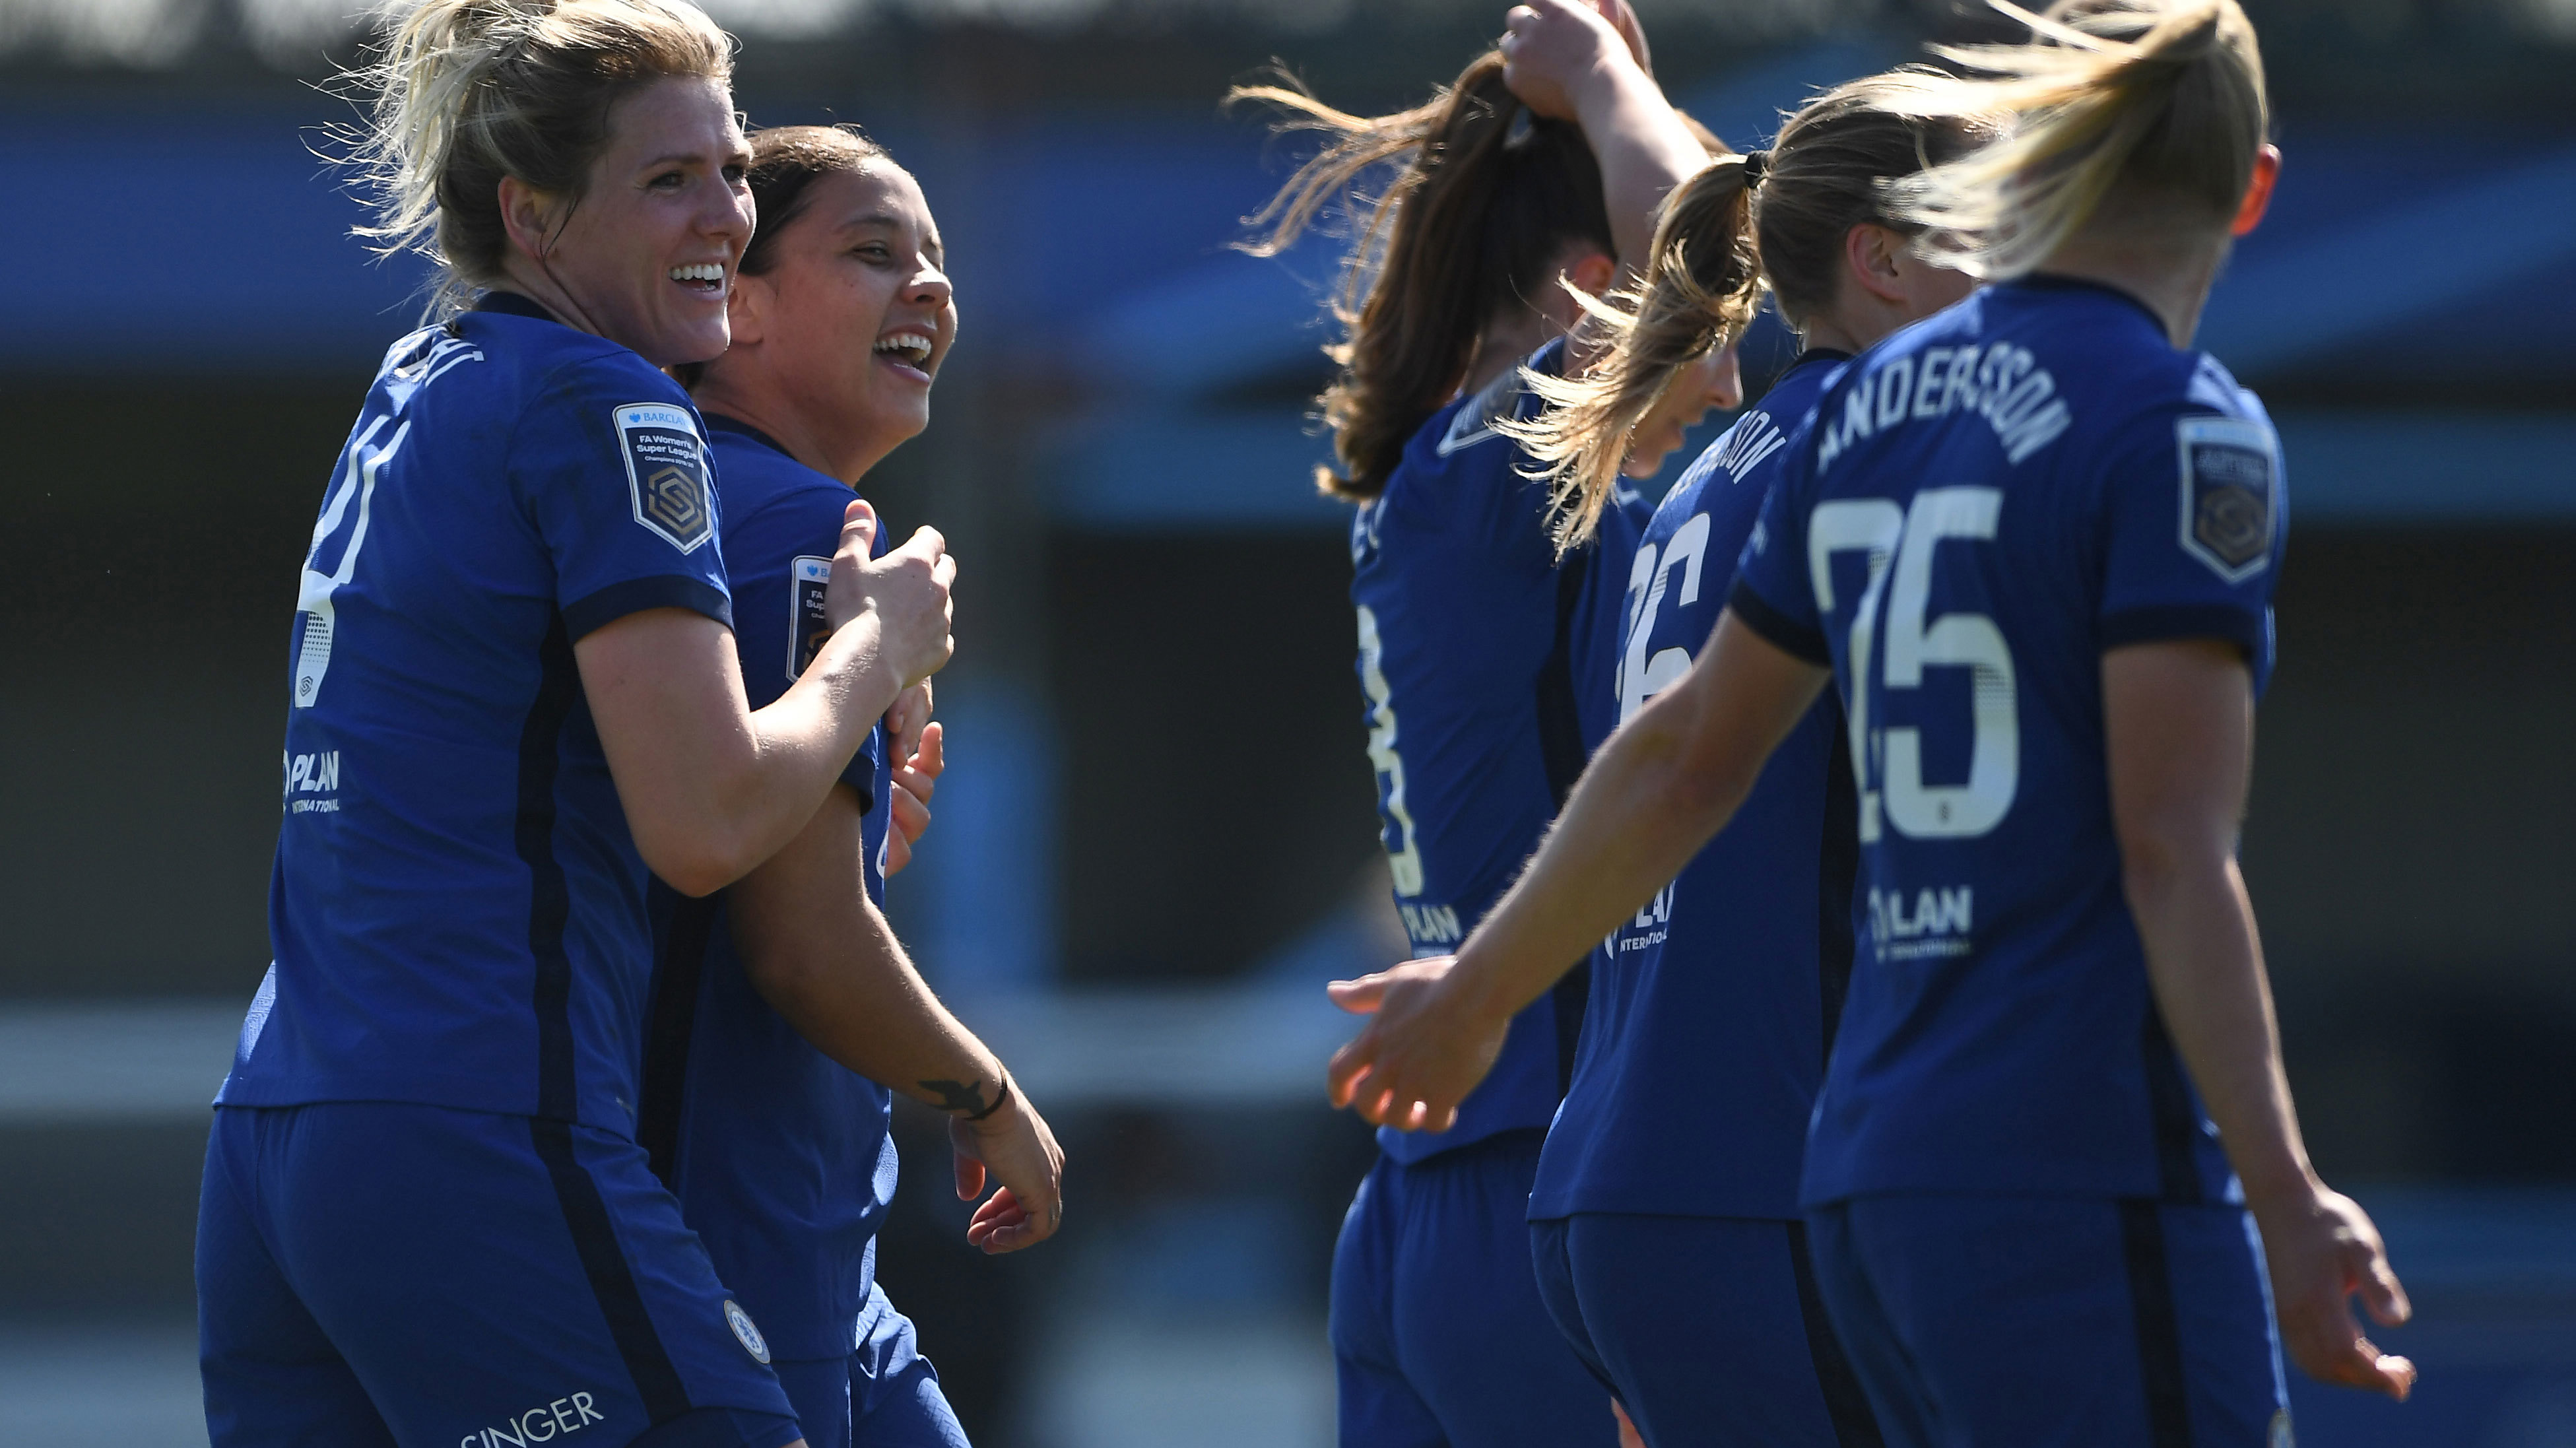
[614,403,716,553]
[2175,414,2278,583]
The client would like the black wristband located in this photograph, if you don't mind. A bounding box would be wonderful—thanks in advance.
[964,1078,1012,1122]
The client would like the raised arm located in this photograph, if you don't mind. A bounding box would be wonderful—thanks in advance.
[728,781,1063,1254]
[1500,0,1711,279]
[583,503,955,896]
[2103,638,2413,1399]
[1327,608,1826,1129]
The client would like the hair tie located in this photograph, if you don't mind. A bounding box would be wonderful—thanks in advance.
[1740,149,1769,188]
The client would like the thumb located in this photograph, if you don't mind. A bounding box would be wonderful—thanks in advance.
[953,1140,987,1202]
[1327,975,1389,1016]
[2360,1249,2412,1328]
[842,497,879,553]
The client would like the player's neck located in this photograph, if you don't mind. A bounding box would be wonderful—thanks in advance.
[692,371,888,484]
[1460,291,1581,400]
[2031,225,2229,350]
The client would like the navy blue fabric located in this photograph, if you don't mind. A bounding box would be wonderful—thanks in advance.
[219,297,734,1133]
[1804,1195,2288,1448]
[1349,339,1649,1163]
[1529,1212,1882,1448]
[1330,1131,1618,1448]
[1532,352,1857,1223]
[771,1287,970,1448]
[197,1102,800,1448]
[647,418,896,1364]
[1731,279,2286,1204]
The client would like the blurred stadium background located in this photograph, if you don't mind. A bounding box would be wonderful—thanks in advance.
[2,0,2572,1443]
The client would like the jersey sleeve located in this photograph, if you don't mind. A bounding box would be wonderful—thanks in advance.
[1724,416,1832,667]
[515,356,733,641]
[723,486,890,812]
[2093,402,2284,677]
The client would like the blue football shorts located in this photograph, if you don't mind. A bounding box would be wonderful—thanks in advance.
[197,1101,804,1448]
[1529,1211,1884,1447]
[1804,1193,2290,1448]
[1329,1129,1619,1448]
[770,1284,968,1448]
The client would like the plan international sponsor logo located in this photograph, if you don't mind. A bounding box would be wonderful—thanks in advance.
[1867,885,1974,962]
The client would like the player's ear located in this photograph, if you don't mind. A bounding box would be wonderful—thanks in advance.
[1564,249,1618,300]
[1844,222,1908,306]
[2230,144,2281,238]
[496,175,564,262]
[727,267,772,346]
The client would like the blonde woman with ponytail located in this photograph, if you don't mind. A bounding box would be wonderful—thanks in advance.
[1333,3,2419,1442]
[1238,3,1730,1443]
[199,5,953,1445]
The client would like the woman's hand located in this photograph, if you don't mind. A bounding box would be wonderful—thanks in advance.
[882,717,942,878]
[826,499,954,688]
[2251,1183,2416,1399]
[1324,956,1513,1133]
[1500,0,1644,121]
[951,1081,1066,1255]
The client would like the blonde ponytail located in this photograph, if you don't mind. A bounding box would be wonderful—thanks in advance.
[1883,0,2267,279]
[1512,69,1979,550]
[341,0,733,315]
[1505,154,1761,552]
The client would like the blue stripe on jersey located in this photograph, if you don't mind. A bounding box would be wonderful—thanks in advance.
[1529,351,1859,1222]
[1349,339,1648,1163]
[641,418,897,1363]
[519,614,584,1125]
[1731,277,2280,1204]
[220,294,735,1131]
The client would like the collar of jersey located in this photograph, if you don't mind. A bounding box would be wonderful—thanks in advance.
[471,290,564,325]
[1782,346,1853,377]
[2002,273,2165,333]
[702,413,792,458]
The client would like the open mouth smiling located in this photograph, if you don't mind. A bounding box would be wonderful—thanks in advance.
[875,329,937,377]
[669,262,726,295]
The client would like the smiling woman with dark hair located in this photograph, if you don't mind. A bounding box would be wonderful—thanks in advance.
[644,122,1065,1448]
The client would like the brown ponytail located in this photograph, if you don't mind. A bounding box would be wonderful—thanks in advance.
[1232,55,1614,501]
[1513,69,1980,549]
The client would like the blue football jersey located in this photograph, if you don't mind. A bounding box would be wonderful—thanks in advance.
[642,417,896,1363]
[1729,278,2285,1204]
[1351,339,1649,1163]
[1529,351,1856,1222]
[220,292,733,1131]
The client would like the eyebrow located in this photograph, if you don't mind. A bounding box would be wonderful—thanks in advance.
[836,213,944,259]
[640,149,749,170]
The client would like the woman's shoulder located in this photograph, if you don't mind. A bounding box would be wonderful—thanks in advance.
[705,428,855,525]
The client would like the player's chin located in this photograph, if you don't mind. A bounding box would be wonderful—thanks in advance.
[862,393,933,444]
[655,313,733,368]
[1623,435,1677,480]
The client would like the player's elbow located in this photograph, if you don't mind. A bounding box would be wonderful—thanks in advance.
[638,826,764,898]
[2113,817,2229,916]
[646,852,737,899]
[1656,707,1755,836]
[1665,748,1750,834]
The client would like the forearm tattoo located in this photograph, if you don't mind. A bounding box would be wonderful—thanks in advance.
[919,1078,993,1115]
